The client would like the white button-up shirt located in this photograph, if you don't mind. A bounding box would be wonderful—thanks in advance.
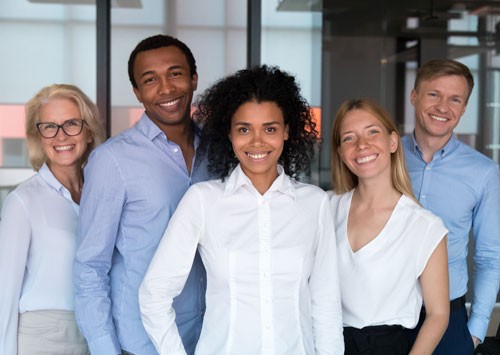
[0,164,79,355]
[139,165,344,355]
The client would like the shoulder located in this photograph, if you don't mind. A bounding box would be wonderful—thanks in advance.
[455,140,498,169]
[184,178,225,200]
[1,174,44,215]
[400,195,446,230]
[288,181,330,209]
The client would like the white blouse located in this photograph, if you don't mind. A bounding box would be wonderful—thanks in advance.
[328,190,447,329]
[139,165,344,355]
[0,164,80,355]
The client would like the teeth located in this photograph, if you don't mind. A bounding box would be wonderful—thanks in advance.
[54,145,74,151]
[248,152,267,159]
[430,115,447,122]
[160,98,180,107]
[356,154,377,164]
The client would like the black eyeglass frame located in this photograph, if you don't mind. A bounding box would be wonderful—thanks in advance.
[36,119,86,139]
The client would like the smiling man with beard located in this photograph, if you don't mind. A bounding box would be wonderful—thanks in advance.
[73,35,210,355]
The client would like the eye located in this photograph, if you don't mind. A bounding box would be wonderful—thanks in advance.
[42,123,58,130]
[265,126,277,133]
[143,77,155,84]
[64,119,80,127]
[170,71,184,78]
[368,128,380,135]
[451,97,463,104]
[341,135,353,143]
[237,127,249,134]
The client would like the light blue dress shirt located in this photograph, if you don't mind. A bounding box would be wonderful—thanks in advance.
[402,133,500,341]
[74,113,209,355]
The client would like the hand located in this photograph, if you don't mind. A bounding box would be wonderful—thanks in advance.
[472,335,481,349]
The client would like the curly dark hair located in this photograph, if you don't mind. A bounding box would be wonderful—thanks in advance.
[127,34,197,88]
[195,65,319,181]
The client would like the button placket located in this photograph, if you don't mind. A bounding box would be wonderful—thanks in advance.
[259,199,274,354]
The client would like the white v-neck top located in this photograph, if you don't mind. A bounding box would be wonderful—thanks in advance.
[328,190,447,329]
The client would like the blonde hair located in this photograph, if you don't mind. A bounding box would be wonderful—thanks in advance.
[25,84,106,171]
[330,98,416,201]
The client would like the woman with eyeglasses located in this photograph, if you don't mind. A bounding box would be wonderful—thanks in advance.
[0,84,105,355]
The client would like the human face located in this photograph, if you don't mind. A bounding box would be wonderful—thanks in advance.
[411,75,468,143]
[229,101,289,191]
[38,97,92,172]
[133,46,198,129]
[339,109,397,182]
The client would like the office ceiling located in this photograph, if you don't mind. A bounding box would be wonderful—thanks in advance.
[323,0,500,37]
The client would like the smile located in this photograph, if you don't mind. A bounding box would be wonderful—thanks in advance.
[247,152,268,159]
[430,114,448,122]
[159,98,181,107]
[54,145,75,151]
[356,154,377,164]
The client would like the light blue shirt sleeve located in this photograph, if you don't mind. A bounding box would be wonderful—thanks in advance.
[73,146,124,354]
[468,163,500,340]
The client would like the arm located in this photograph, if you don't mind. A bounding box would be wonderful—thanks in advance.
[410,238,449,355]
[310,196,344,354]
[139,186,202,355]
[469,164,500,342]
[73,149,124,354]
[0,193,31,355]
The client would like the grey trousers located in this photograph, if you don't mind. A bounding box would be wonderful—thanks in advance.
[17,310,89,355]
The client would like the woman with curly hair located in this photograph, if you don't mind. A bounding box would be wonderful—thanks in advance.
[139,65,344,354]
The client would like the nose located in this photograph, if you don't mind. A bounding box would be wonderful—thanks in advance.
[356,136,369,150]
[158,77,175,95]
[54,126,68,140]
[250,130,264,146]
[435,97,449,113]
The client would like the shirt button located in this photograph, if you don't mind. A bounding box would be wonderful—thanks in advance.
[173,148,179,153]
[263,272,270,279]
[421,195,426,199]
[426,166,431,171]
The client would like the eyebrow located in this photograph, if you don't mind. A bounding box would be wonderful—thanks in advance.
[233,121,282,126]
[341,123,380,135]
[138,65,187,79]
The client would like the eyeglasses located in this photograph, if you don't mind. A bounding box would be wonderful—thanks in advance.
[36,119,85,138]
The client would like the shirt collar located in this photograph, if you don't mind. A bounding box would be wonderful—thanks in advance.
[38,163,80,213]
[39,163,65,193]
[410,131,460,159]
[223,164,296,199]
[136,112,202,146]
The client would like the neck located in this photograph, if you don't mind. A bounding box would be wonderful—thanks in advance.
[414,128,452,163]
[48,164,83,204]
[355,176,401,208]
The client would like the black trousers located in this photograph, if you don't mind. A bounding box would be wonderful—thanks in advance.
[344,324,410,355]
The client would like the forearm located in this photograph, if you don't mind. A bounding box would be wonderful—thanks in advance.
[409,312,448,355]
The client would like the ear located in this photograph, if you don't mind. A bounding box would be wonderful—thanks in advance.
[410,89,417,106]
[191,73,198,92]
[389,131,398,153]
[284,124,289,141]
[133,86,142,104]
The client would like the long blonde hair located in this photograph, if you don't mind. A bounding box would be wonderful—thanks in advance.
[25,84,106,171]
[330,98,416,201]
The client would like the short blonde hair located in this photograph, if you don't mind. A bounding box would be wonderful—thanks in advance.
[25,84,106,171]
[330,98,416,201]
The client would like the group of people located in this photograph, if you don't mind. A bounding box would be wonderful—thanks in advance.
[0,33,498,355]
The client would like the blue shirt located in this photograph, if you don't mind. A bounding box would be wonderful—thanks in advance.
[402,133,500,341]
[74,114,209,355]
